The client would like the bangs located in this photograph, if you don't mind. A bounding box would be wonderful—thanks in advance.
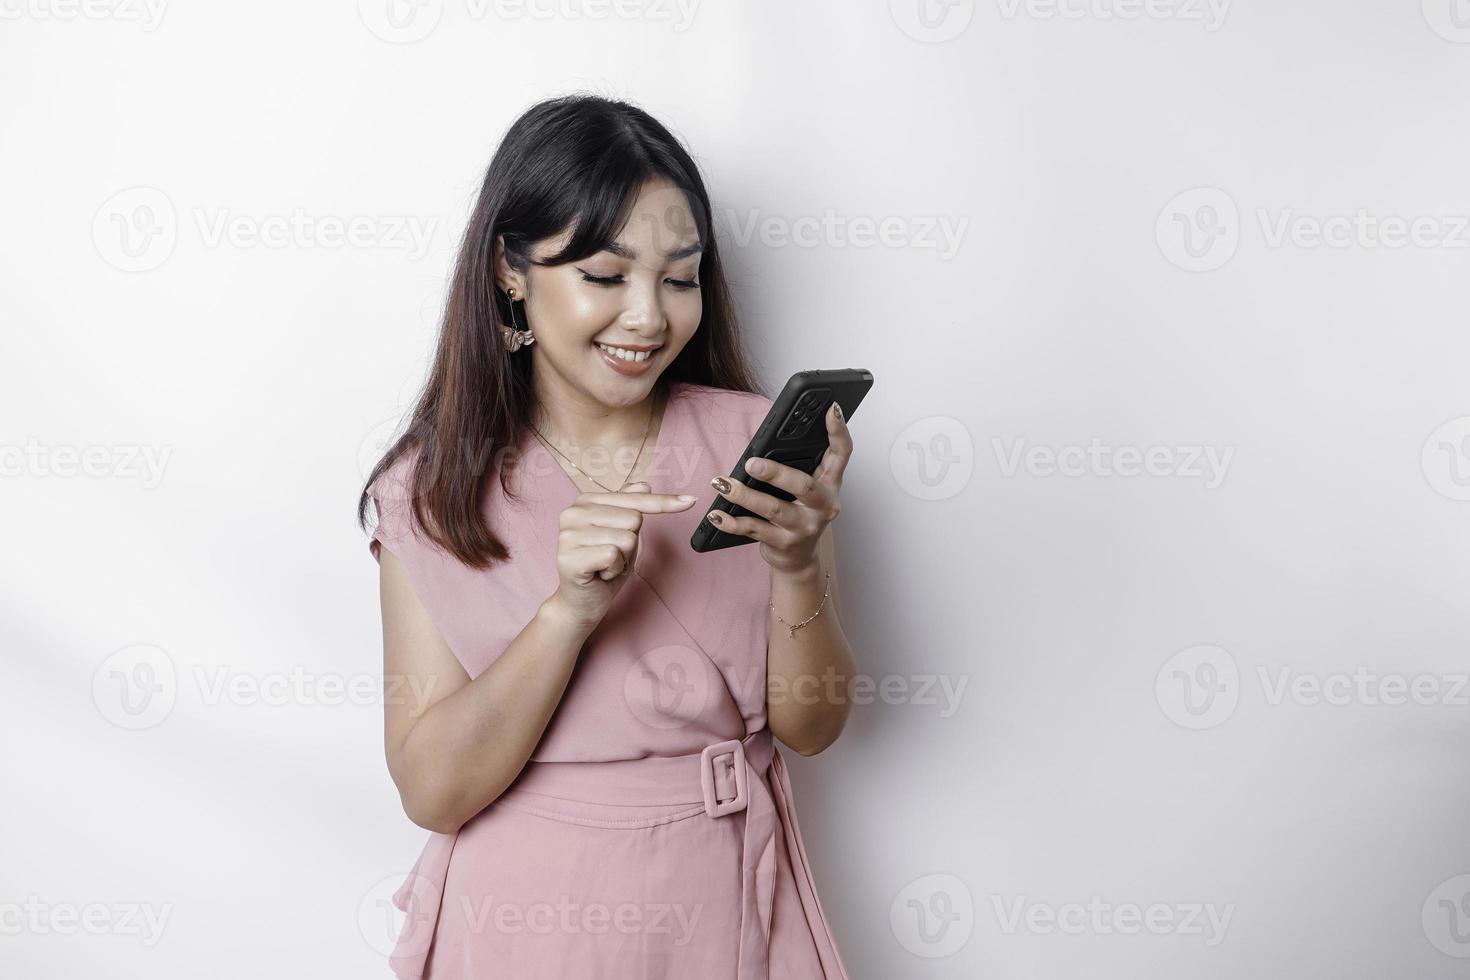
[536,159,709,267]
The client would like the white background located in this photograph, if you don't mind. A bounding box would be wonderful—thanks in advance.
[4,0,1470,977]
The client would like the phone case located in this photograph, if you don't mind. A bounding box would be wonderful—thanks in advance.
[690,368,873,553]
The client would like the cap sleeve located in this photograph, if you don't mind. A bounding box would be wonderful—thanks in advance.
[366,454,422,566]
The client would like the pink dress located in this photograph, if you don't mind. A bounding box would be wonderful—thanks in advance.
[366,380,854,979]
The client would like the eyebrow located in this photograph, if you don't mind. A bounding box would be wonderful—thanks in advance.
[602,240,704,262]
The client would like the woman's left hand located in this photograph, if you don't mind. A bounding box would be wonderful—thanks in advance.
[705,400,850,575]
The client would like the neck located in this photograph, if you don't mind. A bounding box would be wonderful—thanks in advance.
[529,373,667,451]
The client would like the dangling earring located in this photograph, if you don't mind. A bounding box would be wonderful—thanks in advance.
[501,286,535,353]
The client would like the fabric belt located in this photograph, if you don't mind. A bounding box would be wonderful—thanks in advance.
[388,727,788,980]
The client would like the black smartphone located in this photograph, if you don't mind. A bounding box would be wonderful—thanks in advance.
[690,368,873,554]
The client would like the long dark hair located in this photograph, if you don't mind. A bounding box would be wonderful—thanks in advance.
[358,94,763,568]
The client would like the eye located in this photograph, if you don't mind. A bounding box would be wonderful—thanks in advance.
[579,271,701,290]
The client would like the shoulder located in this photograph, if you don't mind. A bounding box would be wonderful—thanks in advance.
[675,381,774,437]
[366,445,428,550]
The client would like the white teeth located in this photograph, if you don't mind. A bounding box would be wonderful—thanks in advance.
[596,343,652,362]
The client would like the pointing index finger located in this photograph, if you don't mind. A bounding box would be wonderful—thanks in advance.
[578,489,699,513]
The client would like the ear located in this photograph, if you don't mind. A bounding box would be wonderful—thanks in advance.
[492,234,524,296]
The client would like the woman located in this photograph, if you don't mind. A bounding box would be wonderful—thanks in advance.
[359,94,857,979]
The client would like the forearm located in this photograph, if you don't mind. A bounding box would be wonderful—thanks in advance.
[396,595,593,833]
[766,559,856,755]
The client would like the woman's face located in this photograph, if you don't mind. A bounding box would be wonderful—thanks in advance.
[500,177,705,410]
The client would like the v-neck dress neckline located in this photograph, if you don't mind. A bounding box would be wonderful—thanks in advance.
[529,380,687,505]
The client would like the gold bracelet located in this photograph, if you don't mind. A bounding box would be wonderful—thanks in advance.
[770,571,831,639]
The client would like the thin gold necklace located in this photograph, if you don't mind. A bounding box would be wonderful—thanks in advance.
[530,387,662,492]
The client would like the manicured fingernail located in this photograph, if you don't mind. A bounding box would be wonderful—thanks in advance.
[707,511,724,525]
[710,476,731,493]
[745,458,767,475]
[832,402,843,421]
[677,494,697,502]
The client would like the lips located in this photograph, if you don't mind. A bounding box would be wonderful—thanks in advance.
[593,341,658,376]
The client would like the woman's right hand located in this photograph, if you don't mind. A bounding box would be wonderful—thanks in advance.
[551,482,698,630]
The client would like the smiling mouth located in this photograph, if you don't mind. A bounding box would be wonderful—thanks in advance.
[593,341,659,363]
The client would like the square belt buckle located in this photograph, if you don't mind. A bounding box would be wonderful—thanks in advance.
[700,738,748,817]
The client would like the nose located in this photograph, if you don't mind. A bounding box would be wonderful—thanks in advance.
[618,274,666,335]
